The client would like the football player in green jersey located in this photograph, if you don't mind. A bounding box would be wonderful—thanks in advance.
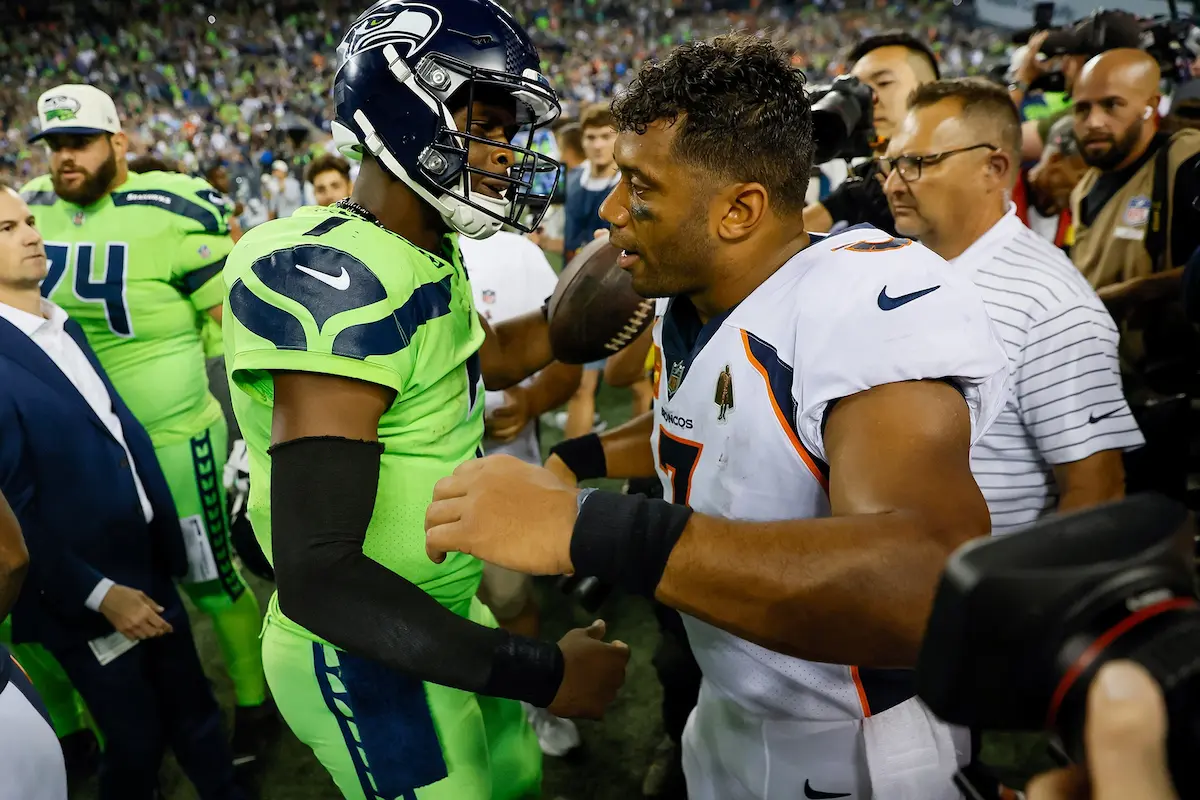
[222,1,630,798]
[20,84,274,762]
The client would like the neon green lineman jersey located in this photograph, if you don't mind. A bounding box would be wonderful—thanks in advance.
[223,205,486,644]
[22,170,233,446]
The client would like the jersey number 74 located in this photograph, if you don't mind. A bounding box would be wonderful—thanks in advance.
[42,242,133,338]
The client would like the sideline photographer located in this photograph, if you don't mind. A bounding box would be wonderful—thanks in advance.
[803,32,939,235]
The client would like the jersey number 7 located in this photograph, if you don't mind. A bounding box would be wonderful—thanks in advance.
[657,427,702,506]
[42,242,133,338]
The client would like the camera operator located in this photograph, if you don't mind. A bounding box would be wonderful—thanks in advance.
[803,32,939,235]
[1010,11,1144,162]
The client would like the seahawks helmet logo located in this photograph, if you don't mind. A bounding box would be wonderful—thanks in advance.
[342,3,443,59]
[42,95,81,123]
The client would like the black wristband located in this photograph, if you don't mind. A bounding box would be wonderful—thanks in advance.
[549,433,607,480]
[483,632,565,709]
[541,295,552,321]
[570,490,693,597]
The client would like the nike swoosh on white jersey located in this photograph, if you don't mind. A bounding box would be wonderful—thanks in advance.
[295,264,351,291]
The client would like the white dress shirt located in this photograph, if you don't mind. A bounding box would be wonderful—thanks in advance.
[951,205,1144,534]
[0,298,154,609]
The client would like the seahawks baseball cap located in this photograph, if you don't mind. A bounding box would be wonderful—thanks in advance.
[1041,10,1144,58]
[29,84,121,143]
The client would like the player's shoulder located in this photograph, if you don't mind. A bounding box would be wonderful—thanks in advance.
[112,171,229,234]
[227,207,437,311]
[19,175,57,207]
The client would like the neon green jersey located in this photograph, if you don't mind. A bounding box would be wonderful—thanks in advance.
[22,170,234,446]
[223,205,486,644]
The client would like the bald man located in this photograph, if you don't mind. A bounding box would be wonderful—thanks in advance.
[803,31,939,235]
[1070,49,1200,313]
[1070,48,1200,502]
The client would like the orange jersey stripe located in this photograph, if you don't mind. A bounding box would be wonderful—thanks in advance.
[739,330,828,492]
[849,666,872,718]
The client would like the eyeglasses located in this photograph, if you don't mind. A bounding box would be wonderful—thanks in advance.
[876,143,999,182]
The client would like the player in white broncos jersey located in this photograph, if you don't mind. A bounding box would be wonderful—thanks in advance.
[424,34,1011,800]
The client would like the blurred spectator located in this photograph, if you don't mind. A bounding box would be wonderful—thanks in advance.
[264,159,302,220]
[1020,115,1082,249]
[564,103,619,261]
[127,154,180,174]
[304,153,352,207]
[555,122,584,172]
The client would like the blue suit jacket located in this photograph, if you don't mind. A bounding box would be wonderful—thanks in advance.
[0,315,187,650]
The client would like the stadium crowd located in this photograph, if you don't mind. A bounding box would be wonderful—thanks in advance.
[0,0,1198,799]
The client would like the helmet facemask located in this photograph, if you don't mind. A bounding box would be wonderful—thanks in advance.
[335,47,562,239]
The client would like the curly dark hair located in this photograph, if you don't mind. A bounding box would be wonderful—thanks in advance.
[610,33,814,214]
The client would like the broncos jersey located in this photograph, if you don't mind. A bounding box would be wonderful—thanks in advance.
[648,227,1009,798]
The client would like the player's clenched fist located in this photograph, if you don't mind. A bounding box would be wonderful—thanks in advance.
[548,620,630,720]
[425,454,579,575]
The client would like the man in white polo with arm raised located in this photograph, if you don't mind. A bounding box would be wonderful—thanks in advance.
[882,78,1144,532]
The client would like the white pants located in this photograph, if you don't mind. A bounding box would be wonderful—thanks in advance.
[0,675,67,800]
[681,679,969,800]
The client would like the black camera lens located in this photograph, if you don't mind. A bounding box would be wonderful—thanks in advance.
[916,495,1198,798]
[1051,599,1200,798]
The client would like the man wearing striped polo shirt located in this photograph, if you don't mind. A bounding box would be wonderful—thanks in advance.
[882,78,1143,533]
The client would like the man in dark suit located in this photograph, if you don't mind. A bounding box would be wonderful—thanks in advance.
[0,186,244,800]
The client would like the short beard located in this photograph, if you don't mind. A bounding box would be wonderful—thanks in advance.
[52,146,118,207]
[1081,118,1144,171]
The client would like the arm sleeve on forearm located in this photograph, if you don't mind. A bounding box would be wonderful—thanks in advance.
[269,436,563,706]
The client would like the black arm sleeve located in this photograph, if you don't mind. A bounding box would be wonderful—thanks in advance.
[1170,153,1200,267]
[270,436,564,707]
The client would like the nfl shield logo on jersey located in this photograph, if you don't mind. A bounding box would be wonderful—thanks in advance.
[482,289,496,304]
[1123,196,1151,227]
[72,211,85,226]
[198,244,211,259]
[666,361,685,400]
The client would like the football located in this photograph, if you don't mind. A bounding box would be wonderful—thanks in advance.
[547,237,656,364]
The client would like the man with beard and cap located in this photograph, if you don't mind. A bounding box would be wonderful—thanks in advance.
[19,84,277,767]
[1069,48,1200,501]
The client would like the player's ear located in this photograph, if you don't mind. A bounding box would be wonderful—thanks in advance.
[111,131,130,160]
[716,182,768,241]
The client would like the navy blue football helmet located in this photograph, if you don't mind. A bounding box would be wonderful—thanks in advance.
[333,0,562,238]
